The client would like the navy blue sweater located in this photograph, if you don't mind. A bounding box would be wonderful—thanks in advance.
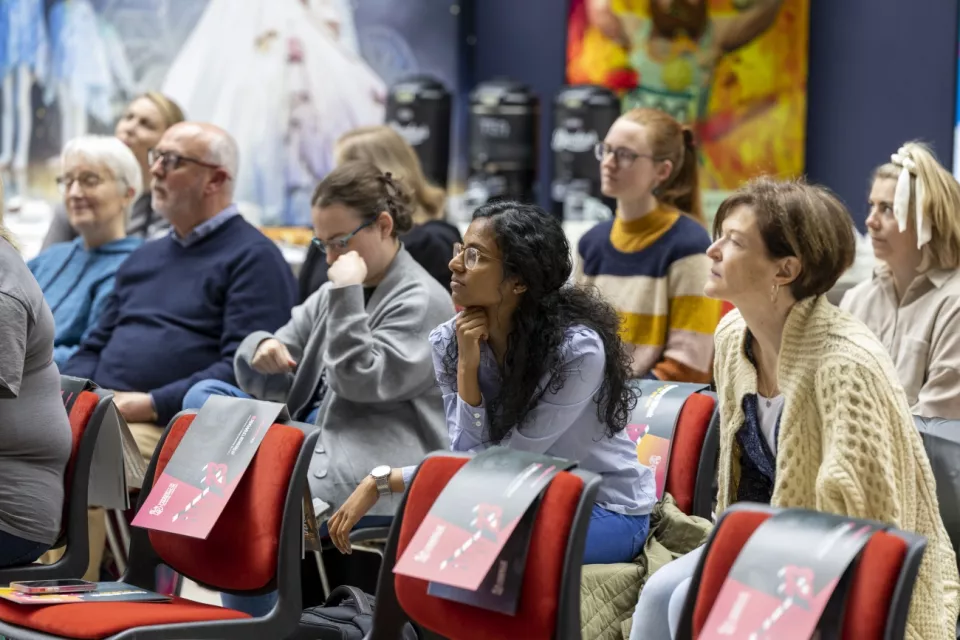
[62,216,297,424]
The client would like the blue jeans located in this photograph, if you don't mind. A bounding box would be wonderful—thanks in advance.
[220,516,394,616]
[629,546,703,640]
[583,505,650,565]
[182,379,319,423]
[0,530,50,568]
[182,379,252,410]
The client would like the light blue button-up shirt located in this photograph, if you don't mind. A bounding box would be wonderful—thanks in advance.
[401,316,657,516]
[170,204,240,248]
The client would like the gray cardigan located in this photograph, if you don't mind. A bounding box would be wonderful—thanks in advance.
[234,247,454,516]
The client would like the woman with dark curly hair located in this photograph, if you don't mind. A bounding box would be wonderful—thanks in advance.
[329,201,656,564]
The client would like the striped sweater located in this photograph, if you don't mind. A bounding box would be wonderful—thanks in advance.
[575,206,721,382]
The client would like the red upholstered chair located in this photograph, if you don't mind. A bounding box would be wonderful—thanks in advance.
[0,380,112,584]
[0,408,320,640]
[675,503,926,640]
[659,389,720,519]
[367,451,601,640]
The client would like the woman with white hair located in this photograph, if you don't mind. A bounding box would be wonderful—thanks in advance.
[28,135,143,368]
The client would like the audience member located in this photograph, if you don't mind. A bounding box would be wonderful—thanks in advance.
[41,92,185,248]
[328,201,655,566]
[62,121,296,460]
[576,108,720,382]
[183,161,453,616]
[29,136,143,368]
[298,125,461,301]
[0,177,73,568]
[841,142,960,419]
[630,178,959,640]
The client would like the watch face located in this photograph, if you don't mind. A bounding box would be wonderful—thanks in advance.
[371,465,391,478]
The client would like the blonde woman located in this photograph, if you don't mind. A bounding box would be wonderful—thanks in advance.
[0,176,73,568]
[299,125,461,300]
[841,142,960,419]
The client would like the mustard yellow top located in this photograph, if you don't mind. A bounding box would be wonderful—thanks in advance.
[575,206,721,381]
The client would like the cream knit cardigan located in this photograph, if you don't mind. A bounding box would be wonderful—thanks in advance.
[714,295,960,640]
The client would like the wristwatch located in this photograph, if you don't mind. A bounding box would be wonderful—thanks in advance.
[370,465,392,498]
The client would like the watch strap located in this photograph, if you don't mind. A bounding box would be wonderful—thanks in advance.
[374,473,391,497]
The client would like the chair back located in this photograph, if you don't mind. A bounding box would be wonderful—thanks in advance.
[124,410,319,616]
[914,415,960,559]
[676,503,926,640]
[64,389,110,531]
[664,390,719,518]
[370,452,600,640]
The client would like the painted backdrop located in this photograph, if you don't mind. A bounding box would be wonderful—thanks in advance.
[567,0,809,219]
[0,0,465,226]
[954,7,960,180]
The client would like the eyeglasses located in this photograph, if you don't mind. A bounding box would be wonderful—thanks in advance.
[56,172,113,195]
[594,142,657,168]
[312,220,375,254]
[453,243,482,270]
[148,148,225,175]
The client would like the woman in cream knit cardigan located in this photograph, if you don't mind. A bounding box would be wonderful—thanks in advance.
[630,177,959,640]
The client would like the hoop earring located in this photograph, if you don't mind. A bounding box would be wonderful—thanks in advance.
[770,284,780,304]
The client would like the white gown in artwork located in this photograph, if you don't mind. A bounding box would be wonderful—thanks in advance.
[161,0,386,226]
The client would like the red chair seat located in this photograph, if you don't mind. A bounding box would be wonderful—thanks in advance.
[0,595,251,639]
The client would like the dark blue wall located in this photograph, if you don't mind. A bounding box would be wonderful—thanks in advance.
[470,0,959,229]
[806,1,958,229]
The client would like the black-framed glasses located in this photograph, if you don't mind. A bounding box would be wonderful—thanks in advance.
[55,172,113,195]
[312,220,375,254]
[594,142,657,168]
[453,243,482,270]
[148,148,224,175]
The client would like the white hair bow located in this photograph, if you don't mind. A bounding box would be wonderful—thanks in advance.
[890,146,931,249]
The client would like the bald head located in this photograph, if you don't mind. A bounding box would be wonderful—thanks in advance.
[163,122,239,198]
[150,121,241,235]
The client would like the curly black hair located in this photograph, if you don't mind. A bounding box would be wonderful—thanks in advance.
[440,201,637,443]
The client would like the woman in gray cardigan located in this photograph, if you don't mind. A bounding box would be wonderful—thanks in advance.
[182,161,454,615]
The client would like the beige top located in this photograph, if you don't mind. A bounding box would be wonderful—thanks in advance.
[714,296,960,640]
[840,266,960,419]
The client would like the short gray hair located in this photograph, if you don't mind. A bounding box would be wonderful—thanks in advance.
[61,136,143,212]
[204,130,239,199]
